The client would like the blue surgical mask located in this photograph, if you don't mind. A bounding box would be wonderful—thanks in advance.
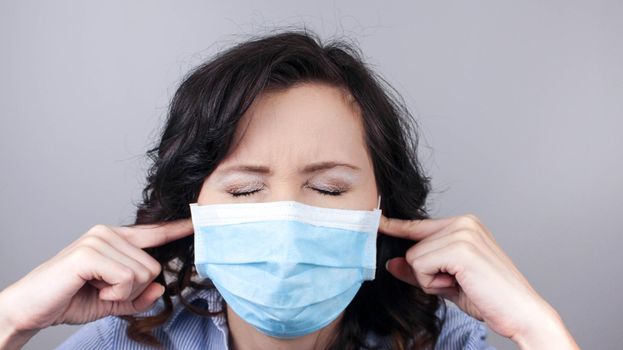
[189,196,382,339]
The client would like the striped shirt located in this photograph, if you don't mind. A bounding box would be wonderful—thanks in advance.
[56,287,496,349]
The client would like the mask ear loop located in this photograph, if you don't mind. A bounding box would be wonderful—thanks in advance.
[376,195,381,210]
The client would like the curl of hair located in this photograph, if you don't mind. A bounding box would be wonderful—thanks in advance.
[121,28,446,350]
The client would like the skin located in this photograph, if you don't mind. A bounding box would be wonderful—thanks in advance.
[196,83,379,349]
[0,83,579,350]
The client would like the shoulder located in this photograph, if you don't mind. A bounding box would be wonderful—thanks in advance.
[364,301,496,350]
[435,301,496,350]
[55,287,227,349]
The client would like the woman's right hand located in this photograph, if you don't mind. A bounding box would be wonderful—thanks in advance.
[0,219,193,347]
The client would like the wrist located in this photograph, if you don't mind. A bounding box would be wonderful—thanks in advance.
[512,302,579,350]
[0,289,39,350]
[0,326,38,350]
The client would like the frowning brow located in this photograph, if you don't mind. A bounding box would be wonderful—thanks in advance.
[301,161,360,174]
[219,164,271,175]
[217,161,361,176]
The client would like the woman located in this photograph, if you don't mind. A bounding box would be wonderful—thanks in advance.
[0,30,579,350]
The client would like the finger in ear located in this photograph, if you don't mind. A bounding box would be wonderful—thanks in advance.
[385,257,419,287]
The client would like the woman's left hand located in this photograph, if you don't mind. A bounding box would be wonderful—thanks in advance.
[380,214,579,349]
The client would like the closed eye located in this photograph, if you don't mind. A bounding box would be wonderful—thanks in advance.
[230,189,262,197]
[304,181,347,196]
[229,187,344,197]
[227,182,264,197]
[313,188,344,196]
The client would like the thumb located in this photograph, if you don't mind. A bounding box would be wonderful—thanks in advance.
[110,283,165,316]
[385,257,419,286]
[386,257,458,291]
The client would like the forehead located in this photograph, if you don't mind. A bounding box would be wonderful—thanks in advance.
[222,83,369,165]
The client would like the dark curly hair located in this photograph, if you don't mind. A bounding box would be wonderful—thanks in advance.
[120,28,447,350]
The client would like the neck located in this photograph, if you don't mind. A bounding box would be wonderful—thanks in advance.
[226,305,342,350]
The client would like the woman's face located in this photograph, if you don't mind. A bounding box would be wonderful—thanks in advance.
[197,82,378,210]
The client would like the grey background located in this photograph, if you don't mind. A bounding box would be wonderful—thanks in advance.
[1,1,621,349]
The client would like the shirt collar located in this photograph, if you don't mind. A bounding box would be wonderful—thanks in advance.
[164,287,227,332]
[134,286,227,334]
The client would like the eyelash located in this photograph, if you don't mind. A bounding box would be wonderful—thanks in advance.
[230,189,261,197]
[313,188,344,196]
[230,187,344,197]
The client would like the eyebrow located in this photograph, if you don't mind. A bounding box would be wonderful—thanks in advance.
[217,161,361,176]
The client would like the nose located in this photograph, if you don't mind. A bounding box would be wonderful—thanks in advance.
[265,185,306,204]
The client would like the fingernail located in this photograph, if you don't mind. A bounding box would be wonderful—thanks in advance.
[157,284,166,296]
[384,259,390,271]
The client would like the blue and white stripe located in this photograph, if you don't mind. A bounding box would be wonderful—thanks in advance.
[55,288,496,349]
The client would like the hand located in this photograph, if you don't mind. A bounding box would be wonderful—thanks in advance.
[0,219,193,335]
[380,214,579,349]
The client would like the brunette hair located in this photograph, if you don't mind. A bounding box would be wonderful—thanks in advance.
[121,28,446,350]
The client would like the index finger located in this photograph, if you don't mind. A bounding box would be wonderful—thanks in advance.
[379,215,453,241]
[114,218,194,248]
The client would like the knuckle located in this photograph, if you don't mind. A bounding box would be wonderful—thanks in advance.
[87,224,110,236]
[118,266,135,283]
[450,240,478,256]
[413,271,432,289]
[453,214,481,230]
[79,235,105,248]
[464,214,481,223]
[418,277,434,289]
[92,226,116,240]
[147,260,162,277]
[135,267,151,283]
[405,246,421,264]
[452,229,478,243]
[70,245,97,262]
[410,254,426,270]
